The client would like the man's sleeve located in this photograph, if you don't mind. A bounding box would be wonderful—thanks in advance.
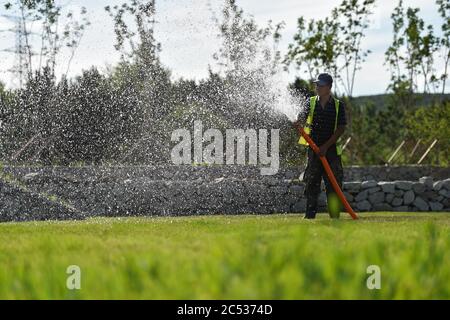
[337,101,347,126]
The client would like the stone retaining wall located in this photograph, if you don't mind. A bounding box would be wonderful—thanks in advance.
[2,164,450,182]
[0,179,84,222]
[342,178,450,212]
[0,165,449,222]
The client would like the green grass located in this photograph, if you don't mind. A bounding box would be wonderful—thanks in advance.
[0,212,449,299]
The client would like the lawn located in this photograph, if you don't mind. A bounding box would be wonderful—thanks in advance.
[0,212,449,299]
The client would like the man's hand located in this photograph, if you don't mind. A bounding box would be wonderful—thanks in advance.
[319,144,329,157]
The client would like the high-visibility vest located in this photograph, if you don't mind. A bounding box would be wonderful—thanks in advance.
[298,95,343,156]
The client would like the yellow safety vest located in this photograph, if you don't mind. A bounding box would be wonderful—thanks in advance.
[298,95,343,156]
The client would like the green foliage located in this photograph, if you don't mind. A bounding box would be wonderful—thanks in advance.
[105,0,159,66]
[285,15,341,87]
[0,65,152,164]
[0,213,449,299]
[335,0,375,97]
[212,0,284,75]
[344,100,391,165]
[436,0,450,94]
[345,91,449,165]
[405,100,450,165]
[285,0,375,97]
[385,1,443,94]
[1,0,449,167]
[0,81,14,103]
[3,0,90,82]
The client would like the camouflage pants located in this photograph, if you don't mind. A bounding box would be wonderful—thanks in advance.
[303,146,344,219]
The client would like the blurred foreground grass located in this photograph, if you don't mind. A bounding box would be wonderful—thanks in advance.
[0,212,449,299]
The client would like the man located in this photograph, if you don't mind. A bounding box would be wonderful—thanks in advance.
[294,73,347,219]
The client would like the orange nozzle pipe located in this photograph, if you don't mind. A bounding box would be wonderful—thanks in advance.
[296,126,359,220]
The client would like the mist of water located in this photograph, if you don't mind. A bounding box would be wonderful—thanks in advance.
[158,0,308,124]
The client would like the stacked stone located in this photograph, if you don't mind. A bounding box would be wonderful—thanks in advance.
[341,177,450,212]
[0,180,84,222]
[2,168,449,222]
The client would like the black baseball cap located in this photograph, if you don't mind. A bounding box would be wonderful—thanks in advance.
[312,73,333,86]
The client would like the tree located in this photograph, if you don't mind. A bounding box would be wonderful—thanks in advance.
[405,100,450,165]
[63,7,91,77]
[384,0,407,92]
[285,0,375,98]
[212,0,284,77]
[335,0,375,98]
[385,1,440,94]
[405,7,439,93]
[105,0,175,164]
[105,0,159,68]
[209,0,288,129]
[436,0,450,94]
[285,15,341,95]
[0,81,15,157]
[2,0,90,85]
[105,0,170,117]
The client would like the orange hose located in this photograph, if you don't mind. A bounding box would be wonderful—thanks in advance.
[296,126,359,220]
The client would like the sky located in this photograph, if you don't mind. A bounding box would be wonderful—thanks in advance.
[0,0,447,96]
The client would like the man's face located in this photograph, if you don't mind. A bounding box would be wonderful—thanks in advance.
[315,83,331,96]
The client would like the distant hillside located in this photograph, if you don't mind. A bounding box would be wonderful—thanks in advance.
[350,93,450,110]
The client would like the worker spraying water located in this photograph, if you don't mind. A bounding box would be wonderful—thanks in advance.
[293,73,358,220]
